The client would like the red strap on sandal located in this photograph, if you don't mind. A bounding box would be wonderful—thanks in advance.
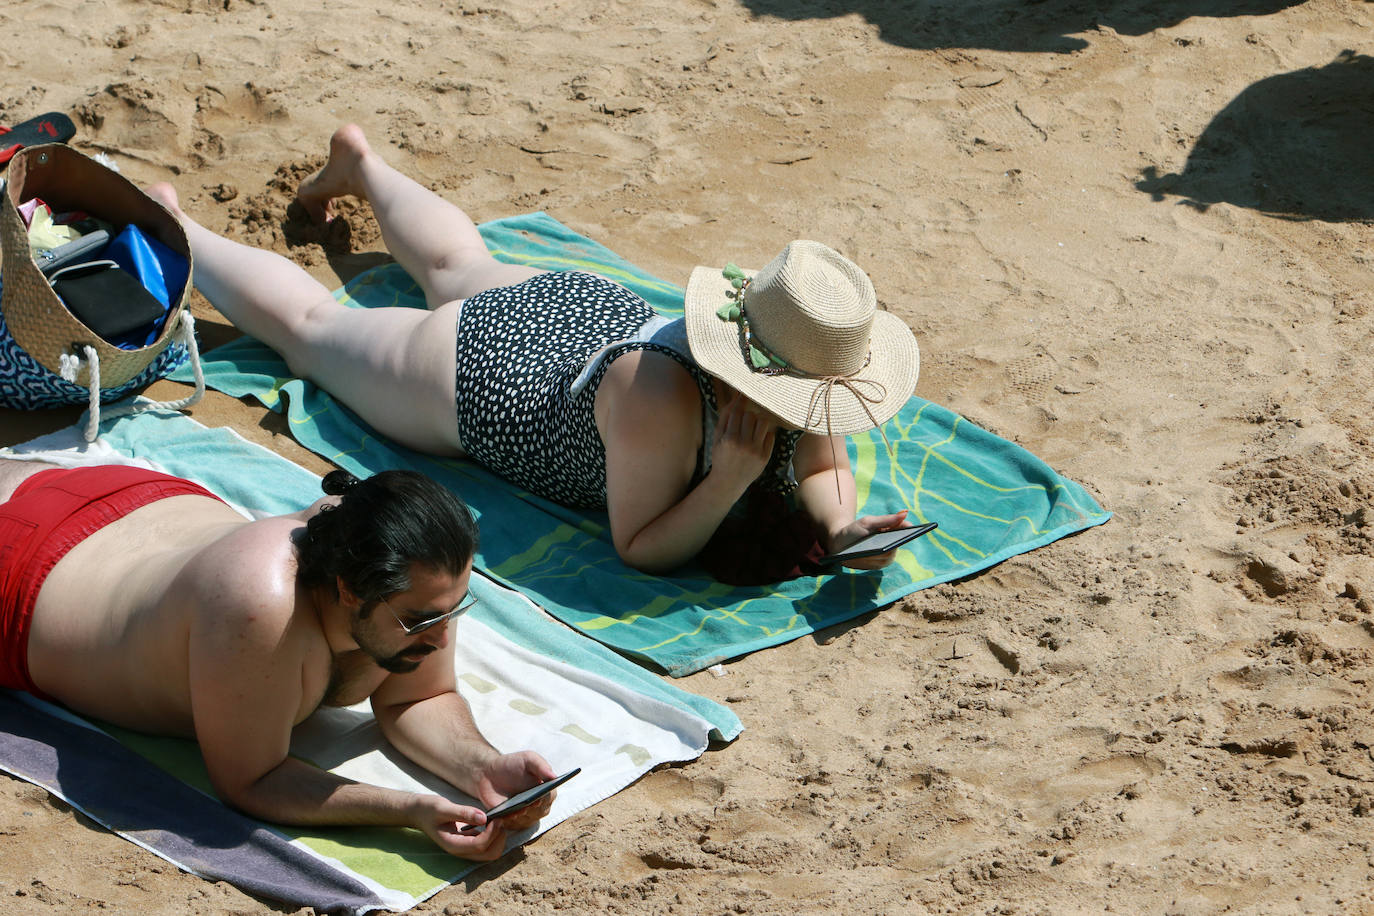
[0,112,76,165]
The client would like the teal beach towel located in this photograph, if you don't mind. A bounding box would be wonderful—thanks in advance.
[172,212,1110,676]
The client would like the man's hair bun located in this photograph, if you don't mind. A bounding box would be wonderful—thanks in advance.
[322,469,361,496]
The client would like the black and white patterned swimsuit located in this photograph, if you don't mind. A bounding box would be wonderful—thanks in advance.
[453,271,799,509]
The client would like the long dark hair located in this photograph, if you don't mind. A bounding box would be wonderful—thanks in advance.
[296,469,478,614]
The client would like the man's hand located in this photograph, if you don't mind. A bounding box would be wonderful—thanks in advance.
[408,793,509,860]
[470,751,559,833]
[828,510,909,570]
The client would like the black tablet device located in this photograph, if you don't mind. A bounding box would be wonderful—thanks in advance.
[819,522,937,565]
[460,768,581,834]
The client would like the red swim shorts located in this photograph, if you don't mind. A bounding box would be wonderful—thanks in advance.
[0,464,222,698]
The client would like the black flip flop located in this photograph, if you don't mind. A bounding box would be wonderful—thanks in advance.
[0,111,76,165]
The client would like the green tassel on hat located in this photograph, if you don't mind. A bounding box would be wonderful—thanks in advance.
[749,345,787,369]
[717,264,748,322]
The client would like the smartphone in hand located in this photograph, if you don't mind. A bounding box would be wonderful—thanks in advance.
[459,768,581,835]
[819,522,937,565]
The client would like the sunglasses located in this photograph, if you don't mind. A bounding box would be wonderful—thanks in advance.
[388,595,476,636]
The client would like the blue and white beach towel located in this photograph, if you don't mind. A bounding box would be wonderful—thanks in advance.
[0,411,739,914]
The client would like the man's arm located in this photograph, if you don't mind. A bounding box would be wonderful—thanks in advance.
[221,756,512,856]
[182,538,508,859]
[371,640,557,834]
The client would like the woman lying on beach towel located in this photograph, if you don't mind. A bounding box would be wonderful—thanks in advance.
[148,125,921,578]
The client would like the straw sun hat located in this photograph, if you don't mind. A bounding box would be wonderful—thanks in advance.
[684,240,920,437]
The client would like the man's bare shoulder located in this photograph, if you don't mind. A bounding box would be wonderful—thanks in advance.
[178,513,308,634]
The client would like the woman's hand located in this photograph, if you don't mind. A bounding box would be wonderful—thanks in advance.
[710,392,776,494]
[827,510,909,570]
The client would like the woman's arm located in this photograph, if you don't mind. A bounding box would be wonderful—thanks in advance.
[596,352,774,573]
[793,433,908,570]
[792,432,859,541]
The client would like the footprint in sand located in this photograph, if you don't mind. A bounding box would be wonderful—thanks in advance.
[1210,658,1354,709]
[77,80,198,167]
[1026,728,1166,817]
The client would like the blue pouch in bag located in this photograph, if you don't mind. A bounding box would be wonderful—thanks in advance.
[104,224,189,348]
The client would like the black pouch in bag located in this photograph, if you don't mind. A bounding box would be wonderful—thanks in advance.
[49,259,167,343]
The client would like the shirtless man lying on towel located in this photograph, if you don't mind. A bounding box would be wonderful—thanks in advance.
[0,458,555,860]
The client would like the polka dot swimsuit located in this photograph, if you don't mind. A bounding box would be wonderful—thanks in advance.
[454,271,699,508]
[454,270,801,509]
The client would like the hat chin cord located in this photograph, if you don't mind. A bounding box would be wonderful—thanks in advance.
[58,310,206,443]
[804,374,893,503]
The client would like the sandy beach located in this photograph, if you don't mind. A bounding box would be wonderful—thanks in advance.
[3,0,1374,912]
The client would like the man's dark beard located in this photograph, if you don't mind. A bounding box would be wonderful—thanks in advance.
[352,617,440,674]
[372,642,438,674]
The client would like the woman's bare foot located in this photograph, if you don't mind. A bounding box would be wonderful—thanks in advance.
[146,182,182,216]
[296,124,375,224]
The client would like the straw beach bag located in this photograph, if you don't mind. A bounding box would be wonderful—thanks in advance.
[0,143,203,440]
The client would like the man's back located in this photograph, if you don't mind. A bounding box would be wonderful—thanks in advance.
[26,491,331,735]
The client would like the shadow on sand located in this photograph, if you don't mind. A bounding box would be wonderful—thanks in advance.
[738,0,1302,52]
[1138,50,1374,222]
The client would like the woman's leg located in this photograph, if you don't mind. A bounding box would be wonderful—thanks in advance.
[297,124,543,308]
[148,184,465,455]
